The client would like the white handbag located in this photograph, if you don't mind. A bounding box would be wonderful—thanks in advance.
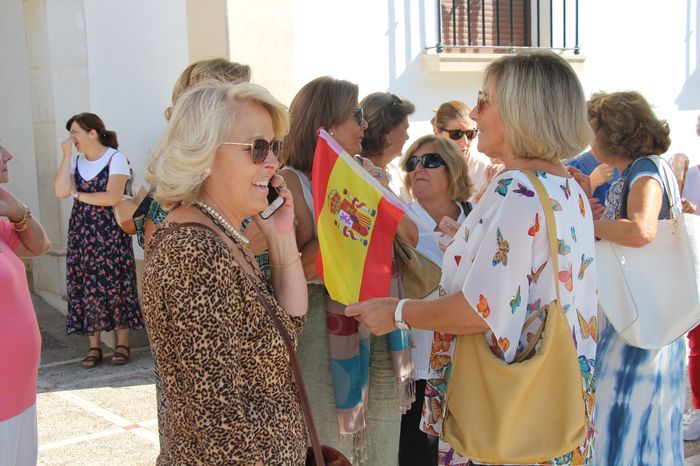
[596,157,700,349]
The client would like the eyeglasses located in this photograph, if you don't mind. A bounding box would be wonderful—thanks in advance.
[221,139,283,163]
[352,107,364,126]
[475,90,490,113]
[405,153,445,172]
[441,128,478,141]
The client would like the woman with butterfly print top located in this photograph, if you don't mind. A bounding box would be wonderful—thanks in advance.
[397,134,473,466]
[587,91,685,466]
[346,52,597,465]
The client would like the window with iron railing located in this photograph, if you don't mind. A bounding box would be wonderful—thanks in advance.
[432,0,580,54]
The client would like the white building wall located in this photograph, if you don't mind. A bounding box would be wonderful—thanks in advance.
[0,0,40,217]
[578,0,700,162]
[234,0,699,162]
[83,0,190,206]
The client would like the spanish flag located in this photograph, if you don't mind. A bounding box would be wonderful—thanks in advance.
[312,129,405,305]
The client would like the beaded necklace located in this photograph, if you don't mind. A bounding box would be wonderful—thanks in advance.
[195,201,264,283]
[195,201,250,247]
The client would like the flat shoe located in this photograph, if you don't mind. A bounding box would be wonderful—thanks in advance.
[81,347,103,369]
[111,345,130,366]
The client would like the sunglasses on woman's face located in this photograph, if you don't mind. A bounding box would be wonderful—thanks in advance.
[406,153,445,172]
[352,107,365,126]
[475,90,490,114]
[441,128,478,141]
[221,139,283,163]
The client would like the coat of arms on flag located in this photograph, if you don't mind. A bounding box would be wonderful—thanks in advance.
[312,129,405,304]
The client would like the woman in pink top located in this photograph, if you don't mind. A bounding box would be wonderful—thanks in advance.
[0,144,51,465]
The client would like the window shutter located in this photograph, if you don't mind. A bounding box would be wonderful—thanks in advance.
[441,0,529,52]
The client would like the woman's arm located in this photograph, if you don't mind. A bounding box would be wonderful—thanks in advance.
[0,188,50,257]
[73,174,129,207]
[280,169,318,281]
[595,176,663,247]
[258,173,308,316]
[54,139,75,198]
[345,292,489,336]
[396,216,419,247]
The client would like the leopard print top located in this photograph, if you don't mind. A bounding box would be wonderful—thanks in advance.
[142,222,307,465]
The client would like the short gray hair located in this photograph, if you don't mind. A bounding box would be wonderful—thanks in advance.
[484,51,592,162]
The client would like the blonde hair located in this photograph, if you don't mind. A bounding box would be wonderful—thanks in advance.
[587,91,670,159]
[431,100,472,130]
[401,134,473,202]
[164,58,251,120]
[484,51,592,162]
[147,82,288,210]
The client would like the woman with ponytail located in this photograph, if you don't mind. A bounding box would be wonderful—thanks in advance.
[54,112,142,368]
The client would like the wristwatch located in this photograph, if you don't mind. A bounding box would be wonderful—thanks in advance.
[394,299,411,331]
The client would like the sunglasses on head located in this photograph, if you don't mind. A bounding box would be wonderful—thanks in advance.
[352,107,364,126]
[405,153,445,172]
[441,128,478,141]
[221,139,283,163]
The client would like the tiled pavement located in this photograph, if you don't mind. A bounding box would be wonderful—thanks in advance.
[35,293,159,465]
[32,291,700,465]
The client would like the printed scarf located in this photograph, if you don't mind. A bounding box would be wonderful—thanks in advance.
[327,257,415,462]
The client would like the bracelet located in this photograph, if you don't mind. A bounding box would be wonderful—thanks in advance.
[10,204,31,232]
[73,192,81,202]
[270,252,302,269]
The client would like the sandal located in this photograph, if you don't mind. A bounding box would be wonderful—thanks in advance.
[111,345,130,366]
[81,347,103,369]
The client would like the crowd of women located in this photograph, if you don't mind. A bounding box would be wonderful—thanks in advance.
[0,50,692,465]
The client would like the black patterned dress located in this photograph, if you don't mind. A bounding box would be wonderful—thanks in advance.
[66,159,142,335]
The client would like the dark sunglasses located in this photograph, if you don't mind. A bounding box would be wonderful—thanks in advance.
[221,139,283,163]
[352,107,364,126]
[441,128,478,141]
[405,153,445,172]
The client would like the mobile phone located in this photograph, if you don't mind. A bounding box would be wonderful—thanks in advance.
[259,183,285,219]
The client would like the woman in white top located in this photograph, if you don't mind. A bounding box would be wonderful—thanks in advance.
[397,134,473,466]
[53,113,142,368]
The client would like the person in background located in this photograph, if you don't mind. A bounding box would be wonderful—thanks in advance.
[682,114,700,441]
[280,76,416,465]
[566,151,618,206]
[359,91,415,201]
[589,90,684,465]
[53,113,142,368]
[142,82,307,465]
[136,57,252,255]
[346,51,597,465]
[431,100,496,201]
[0,144,51,466]
[397,134,473,465]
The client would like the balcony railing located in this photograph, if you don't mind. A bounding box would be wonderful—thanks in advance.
[428,0,580,55]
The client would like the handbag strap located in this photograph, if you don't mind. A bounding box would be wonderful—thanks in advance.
[620,156,679,221]
[248,283,326,466]
[106,149,134,196]
[512,172,563,362]
[148,220,326,465]
[522,171,562,303]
